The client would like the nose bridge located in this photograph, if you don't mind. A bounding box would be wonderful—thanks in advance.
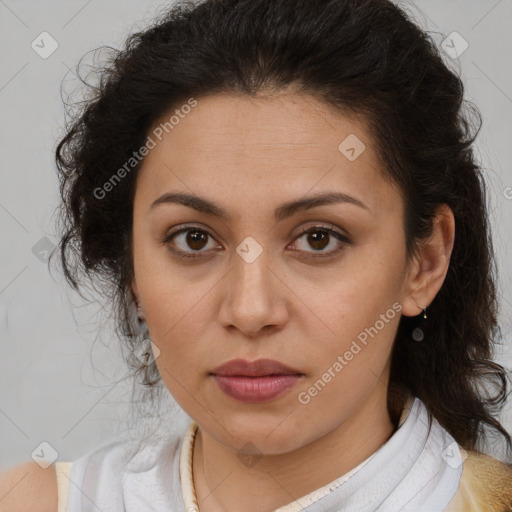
[220,235,283,333]
[231,235,272,305]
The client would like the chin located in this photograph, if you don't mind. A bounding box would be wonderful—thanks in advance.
[205,413,316,455]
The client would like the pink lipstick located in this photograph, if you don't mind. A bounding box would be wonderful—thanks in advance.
[210,358,304,403]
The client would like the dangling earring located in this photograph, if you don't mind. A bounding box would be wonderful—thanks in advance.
[412,306,427,341]
[134,302,157,366]
[136,301,145,322]
[136,302,150,339]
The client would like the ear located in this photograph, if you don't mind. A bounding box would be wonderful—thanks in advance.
[401,203,455,317]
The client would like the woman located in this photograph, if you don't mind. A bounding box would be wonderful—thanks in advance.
[1,0,511,510]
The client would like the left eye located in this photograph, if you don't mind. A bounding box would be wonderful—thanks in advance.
[162,224,350,259]
[292,226,349,256]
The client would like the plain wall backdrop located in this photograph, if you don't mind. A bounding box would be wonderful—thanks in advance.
[1,0,511,469]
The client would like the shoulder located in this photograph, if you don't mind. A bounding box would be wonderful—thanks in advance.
[63,428,187,508]
[445,448,512,512]
[68,429,184,478]
[0,426,189,512]
[0,461,57,512]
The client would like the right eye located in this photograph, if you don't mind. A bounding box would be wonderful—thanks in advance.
[162,226,221,259]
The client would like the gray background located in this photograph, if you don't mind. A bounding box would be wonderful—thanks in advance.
[1,0,511,469]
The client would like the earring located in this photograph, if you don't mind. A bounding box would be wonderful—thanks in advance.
[134,308,155,367]
[136,301,151,341]
[137,308,151,342]
[136,301,145,322]
[412,306,427,341]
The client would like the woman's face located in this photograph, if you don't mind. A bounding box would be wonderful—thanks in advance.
[131,90,415,454]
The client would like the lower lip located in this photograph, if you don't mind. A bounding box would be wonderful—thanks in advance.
[213,374,303,403]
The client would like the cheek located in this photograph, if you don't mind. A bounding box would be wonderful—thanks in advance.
[140,279,217,398]
[293,282,400,429]
[299,246,404,377]
[313,255,402,333]
[152,325,205,409]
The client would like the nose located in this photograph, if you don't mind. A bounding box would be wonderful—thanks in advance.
[217,244,288,338]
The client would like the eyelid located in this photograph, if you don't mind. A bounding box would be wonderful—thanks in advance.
[162,223,218,244]
[163,222,349,240]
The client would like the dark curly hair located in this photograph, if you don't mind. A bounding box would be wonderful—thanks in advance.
[52,0,512,459]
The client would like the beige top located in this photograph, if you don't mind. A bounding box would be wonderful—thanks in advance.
[54,461,72,512]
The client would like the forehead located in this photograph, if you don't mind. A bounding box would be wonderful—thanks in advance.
[135,91,401,219]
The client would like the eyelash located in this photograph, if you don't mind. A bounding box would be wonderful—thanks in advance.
[161,223,351,261]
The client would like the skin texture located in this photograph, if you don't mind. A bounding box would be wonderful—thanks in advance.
[0,462,57,512]
[130,90,455,512]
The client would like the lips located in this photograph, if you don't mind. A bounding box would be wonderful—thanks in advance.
[211,358,303,377]
[210,358,304,403]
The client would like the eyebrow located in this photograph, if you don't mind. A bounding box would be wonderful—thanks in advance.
[150,191,370,222]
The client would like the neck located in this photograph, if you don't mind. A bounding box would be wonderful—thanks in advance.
[192,383,397,512]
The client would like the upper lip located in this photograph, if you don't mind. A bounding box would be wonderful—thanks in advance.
[211,358,303,377]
